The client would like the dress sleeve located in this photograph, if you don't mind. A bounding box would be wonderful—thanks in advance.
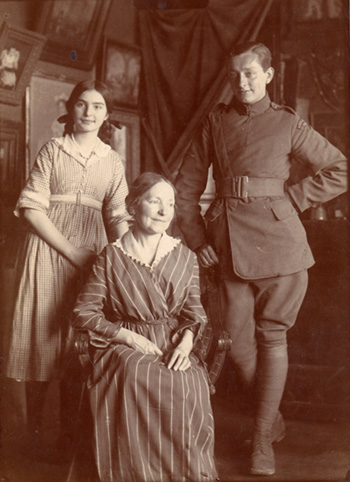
[103,152,130,239]
[172,255,208,347]
[14,141,54,217]
[73,246,122,348]
[287,117,348,212]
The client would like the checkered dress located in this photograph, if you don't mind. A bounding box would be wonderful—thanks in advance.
[5,135,129,381]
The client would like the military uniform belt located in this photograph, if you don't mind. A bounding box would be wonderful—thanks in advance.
[216,177,285,199]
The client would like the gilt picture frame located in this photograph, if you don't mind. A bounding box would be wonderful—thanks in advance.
[25,74,77,178]
[110,110,140,184]
[101,38,141,110]
[0,22,45,105]
[0,120,24,203]
[36,0,112,70]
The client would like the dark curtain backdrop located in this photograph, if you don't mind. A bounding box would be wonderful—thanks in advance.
[138,0,274,175]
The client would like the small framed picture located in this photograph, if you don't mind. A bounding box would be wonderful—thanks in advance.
[35,0,112,71]
[0,120,25,266]
[0,22,45,105]
[26,74,77,177]
[110,110,140,184]
[0,120,25,203]
[101,38,141,110]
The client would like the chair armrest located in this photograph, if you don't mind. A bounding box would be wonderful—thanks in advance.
[74,331,91,377]
[200,267,232,392]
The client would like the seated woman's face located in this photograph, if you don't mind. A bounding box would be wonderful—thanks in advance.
[134,181,175,235]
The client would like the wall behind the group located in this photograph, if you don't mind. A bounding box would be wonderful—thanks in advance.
[0,0,138,124]
[105,0,138,44]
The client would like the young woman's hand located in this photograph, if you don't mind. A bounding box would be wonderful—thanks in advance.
[70,246,97,270]
[22,209,97,271]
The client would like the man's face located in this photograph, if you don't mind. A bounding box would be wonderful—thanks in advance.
[227,52,274,105]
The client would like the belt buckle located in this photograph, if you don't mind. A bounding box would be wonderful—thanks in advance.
[233,176,249,199]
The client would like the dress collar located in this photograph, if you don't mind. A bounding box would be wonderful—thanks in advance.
[54,134,111,166]
[115,230,181,269]
[231,94,271,116]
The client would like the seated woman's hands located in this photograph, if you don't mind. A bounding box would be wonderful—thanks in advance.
[164,329,194,371]
[114,327,194,370]
[117,328,163,356]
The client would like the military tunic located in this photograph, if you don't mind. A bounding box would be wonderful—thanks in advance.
[176,94,347,280]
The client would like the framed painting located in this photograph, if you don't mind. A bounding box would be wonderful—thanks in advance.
[101,38,141,110]
[110,110,140,184]
[0,120,25,267]
[0,22,45,105]
[26,74,76,177]
[293,0,343,21]
[36,0,111,70]
[0,120,24,203]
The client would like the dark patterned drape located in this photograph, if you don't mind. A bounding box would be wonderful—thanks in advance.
[138,0,274,175]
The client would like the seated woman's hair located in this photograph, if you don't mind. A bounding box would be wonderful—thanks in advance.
[126,172,176,216]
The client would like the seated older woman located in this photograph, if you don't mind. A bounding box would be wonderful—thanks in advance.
[73,172,218,482]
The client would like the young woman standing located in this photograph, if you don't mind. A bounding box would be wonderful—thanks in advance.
[5,80,129,457]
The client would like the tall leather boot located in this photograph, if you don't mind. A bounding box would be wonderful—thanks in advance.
[251,345,288,476]
[234,353,258,418]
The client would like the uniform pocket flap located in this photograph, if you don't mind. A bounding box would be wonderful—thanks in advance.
[270,199,298,221]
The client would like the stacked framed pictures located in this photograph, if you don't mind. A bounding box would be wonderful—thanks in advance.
[100,36,142,182]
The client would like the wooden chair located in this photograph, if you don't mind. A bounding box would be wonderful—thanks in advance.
[67,267,231,481]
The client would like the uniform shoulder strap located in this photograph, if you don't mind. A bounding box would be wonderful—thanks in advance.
[270,102,310,129]
[270,101,296,115]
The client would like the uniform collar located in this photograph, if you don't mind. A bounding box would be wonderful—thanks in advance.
[232,94,271,116]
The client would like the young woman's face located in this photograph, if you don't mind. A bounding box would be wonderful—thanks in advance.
[134,181,175,235]
[73,89,108,134]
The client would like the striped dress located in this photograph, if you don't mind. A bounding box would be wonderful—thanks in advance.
[73,233,218,482]
[5,135,129,382]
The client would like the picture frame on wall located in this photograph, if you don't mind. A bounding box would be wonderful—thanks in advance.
[0,120,25,267]
[36,0,111,70]
[293,0,343,22]
[0,22,45,105]
[26,74,77,177]
[101,38,141,110]
[0,120,24,203]
[110,110,140,184]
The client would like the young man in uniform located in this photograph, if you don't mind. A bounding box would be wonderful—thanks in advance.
[175,41,347,476]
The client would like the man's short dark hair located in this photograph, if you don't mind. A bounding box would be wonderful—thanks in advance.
[228,41,272,71]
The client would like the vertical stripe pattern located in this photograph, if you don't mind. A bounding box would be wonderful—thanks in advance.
[74,243,218,482]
